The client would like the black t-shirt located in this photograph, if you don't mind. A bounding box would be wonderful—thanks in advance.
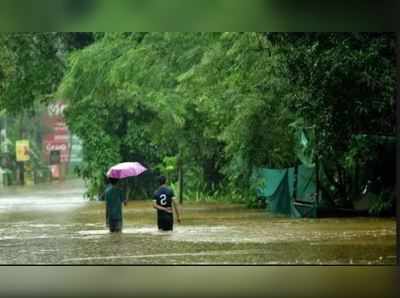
[153,186,175,214]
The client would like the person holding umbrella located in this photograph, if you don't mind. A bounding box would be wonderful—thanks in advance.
[104,177,127,233]
[153,175,181,231]
[105,162,147,233]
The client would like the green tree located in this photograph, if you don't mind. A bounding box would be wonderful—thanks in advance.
[58,32,297,199]
[57,32,396,208]
[0,33,94,184]
[266,33,396,206]
[0,33,65,113]
[177,32,296,190]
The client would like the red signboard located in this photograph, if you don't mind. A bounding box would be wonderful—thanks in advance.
[41,101,70,164]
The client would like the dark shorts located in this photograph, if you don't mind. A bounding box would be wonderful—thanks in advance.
[109,219,122,233]
[158,212,173,231]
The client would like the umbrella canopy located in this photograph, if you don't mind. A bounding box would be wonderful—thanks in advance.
[106,162,147,179]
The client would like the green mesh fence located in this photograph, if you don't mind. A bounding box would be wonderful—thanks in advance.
[255,164,320,218]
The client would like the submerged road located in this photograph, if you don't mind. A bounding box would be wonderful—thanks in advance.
[0,179,396,264]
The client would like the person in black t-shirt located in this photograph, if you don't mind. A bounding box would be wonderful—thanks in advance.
[153,175,181,231]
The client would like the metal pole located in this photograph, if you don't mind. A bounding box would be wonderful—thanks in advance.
[396,32,399,266]
[178,163,183,204]
[316,154,320,207]
[18,113,25,185]
[315,129,320,208]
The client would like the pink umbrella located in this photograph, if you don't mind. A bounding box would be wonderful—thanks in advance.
[106,162,147,179]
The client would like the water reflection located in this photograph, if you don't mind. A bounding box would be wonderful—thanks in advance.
[0,179,396,264]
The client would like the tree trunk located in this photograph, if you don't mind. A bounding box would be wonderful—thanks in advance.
[202,155,223,193]
[335,162,347,203]
[353,158,360,200]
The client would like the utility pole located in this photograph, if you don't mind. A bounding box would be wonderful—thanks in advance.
[17,113,26,186]
[315,131,320,209]
[177,155,184,204]
[315,153,320,207]
[17,113,27,185]
[396,31,399,267]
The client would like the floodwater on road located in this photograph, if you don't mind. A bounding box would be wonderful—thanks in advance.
[0,179,396,264]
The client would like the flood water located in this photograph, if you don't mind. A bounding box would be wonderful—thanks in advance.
[0,179,396,264]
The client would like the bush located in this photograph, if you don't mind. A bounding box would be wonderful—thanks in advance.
[368,190,395,216]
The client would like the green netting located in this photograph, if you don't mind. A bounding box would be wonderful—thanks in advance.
[289,119,316,168]
[254,164,320,218]
[295,129,315,167]
[287,167,295,198]
[296,165,316,203]
[255,168,287,198]
[254,168,292,216]
[253,118,342,218]
[290,165,319,218]
[255,121,396,218]
[267,171,292,215]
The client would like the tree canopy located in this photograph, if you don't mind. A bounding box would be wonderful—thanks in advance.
[0,33,65,114]
[56,32,396,200]
[2,32,396,205]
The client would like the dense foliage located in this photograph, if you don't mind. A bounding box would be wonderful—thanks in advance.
[0,33,68,113]
[58,33,298,198]
[265,33,396,207]
[0,33,94,183]
[0,32,94,113]
[1,32,396,211]
[57,32,396,204]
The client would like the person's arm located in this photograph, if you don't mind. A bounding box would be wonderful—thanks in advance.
[123,191,128,206]
[172,198,181,223]
[153,200,172,213]
[121,188,128,206]
[99,184,109,201]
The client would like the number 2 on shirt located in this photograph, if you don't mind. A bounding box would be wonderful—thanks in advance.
[160,194,167,205]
